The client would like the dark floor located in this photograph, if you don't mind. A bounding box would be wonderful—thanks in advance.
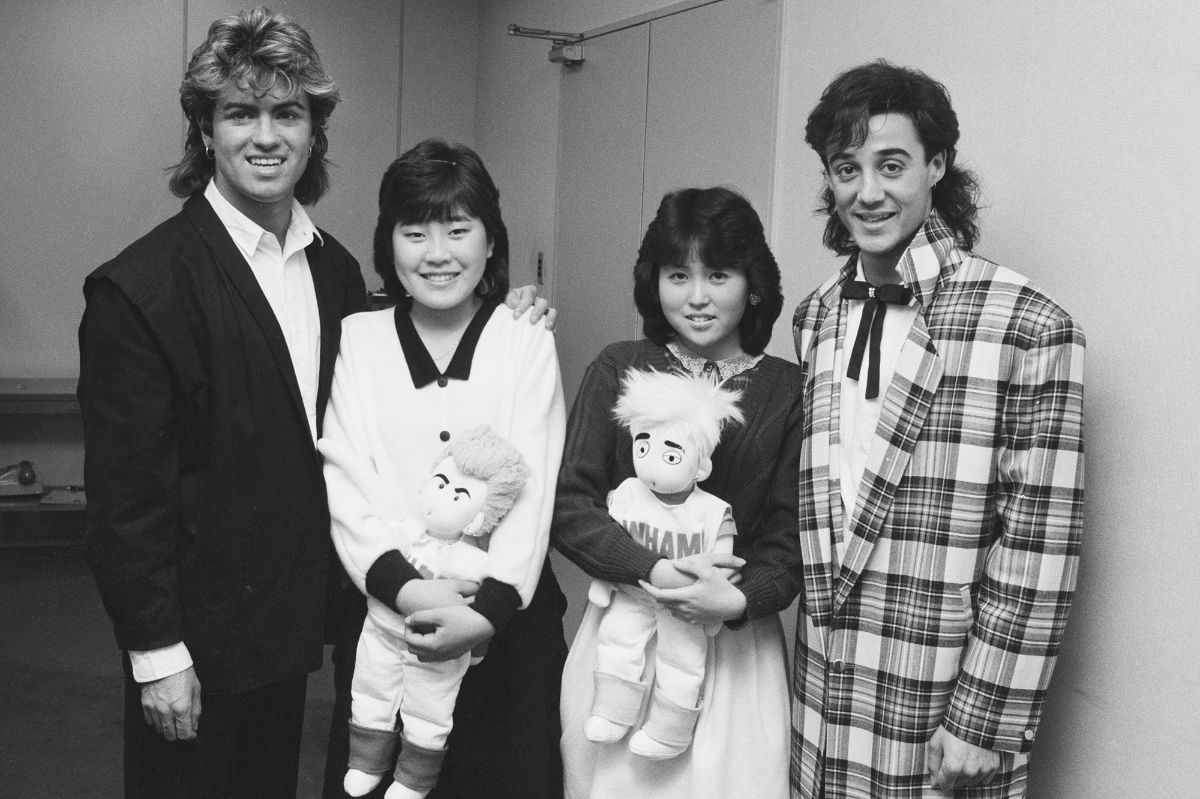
[0,544,337,798]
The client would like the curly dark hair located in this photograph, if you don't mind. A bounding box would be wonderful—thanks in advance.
[805,59,981,254]
[633,187,782,356]
[373,139,510,309]
[168,6,340,204]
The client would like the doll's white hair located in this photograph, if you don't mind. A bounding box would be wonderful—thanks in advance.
[438,425,529,535]
[612,369,743,459]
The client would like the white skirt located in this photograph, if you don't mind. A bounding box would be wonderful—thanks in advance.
[561,602,791,799]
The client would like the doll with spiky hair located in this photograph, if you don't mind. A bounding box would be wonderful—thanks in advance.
[320,425,529,799]
[584,369,743,760]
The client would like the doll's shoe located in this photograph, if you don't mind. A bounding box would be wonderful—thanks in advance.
[584,715,629,743]
[627,691,701,760]
[344,768,385,797]
[629,728,685,760]
[586,671,646,743]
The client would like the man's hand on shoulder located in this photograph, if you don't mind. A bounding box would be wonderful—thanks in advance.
[505,285,557,330]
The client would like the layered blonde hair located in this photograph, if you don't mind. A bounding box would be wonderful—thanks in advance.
[169,6,340,204]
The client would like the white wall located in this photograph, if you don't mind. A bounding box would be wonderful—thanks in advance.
[768,2,1197,796]
[0,0,181,380]
[399,0,479,154]
[477,0,1200,795]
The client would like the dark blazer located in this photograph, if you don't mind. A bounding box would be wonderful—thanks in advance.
[78,193,367,694]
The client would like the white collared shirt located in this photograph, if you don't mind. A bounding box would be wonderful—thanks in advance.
[837,259,919,565]
[129,182,323,684]
[205,180,323,443]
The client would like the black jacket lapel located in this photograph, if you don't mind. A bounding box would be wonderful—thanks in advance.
[183,194,310,438]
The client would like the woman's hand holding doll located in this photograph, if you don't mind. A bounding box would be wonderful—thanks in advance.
[405,605,495,662]
[641,552,747,624]
[397,578,490,662]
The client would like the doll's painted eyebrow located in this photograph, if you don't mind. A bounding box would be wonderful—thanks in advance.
[664,440,683,450]
[454,487,472,498]
[433,472,448,483]
[634,433,650,441]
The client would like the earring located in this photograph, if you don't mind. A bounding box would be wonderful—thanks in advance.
[749,293,761,306]
[205,146,215,160]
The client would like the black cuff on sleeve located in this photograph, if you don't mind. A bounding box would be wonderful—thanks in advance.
[365,549,422,611]
[470,578,521,635]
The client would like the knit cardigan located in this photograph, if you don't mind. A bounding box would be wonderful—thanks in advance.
[553,339,804,620]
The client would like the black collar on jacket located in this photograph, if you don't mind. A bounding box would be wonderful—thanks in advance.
[393,300,500,388]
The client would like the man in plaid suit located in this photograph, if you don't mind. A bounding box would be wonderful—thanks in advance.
[790,61,1085,798]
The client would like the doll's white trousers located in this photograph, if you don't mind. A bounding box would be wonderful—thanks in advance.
[351,612,469,749]
[594,586,708,707]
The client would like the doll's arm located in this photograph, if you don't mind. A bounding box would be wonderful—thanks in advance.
[711,516,736,557]
[588,579,616,608]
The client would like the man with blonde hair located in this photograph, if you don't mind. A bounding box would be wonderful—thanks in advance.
[79,8,366,796]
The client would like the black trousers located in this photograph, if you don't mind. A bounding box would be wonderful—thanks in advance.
[323,560,568,799]
[123,663,308,799]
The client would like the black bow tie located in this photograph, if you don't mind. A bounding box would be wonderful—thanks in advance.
[841,280,913,400]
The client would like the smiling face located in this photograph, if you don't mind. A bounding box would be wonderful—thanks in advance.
[392,214,493,320]
[825,112,945,281]
[203,83,315,232]
[657,254,748,361]
[417,458,490,538]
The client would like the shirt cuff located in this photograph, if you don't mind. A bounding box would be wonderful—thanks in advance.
[128,642,193,683]
[365,549,422,611]
[470,578,521,634]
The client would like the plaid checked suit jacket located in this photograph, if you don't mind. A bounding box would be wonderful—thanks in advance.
[789,214,1085,798]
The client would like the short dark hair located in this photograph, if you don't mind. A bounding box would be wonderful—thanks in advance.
[169,6,340,204]
[633,187,782,355]
[805,59,980,253]
[373,139,510,308]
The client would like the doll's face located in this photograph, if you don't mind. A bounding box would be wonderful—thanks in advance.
[418,458,489,538]
[630,421,708,495]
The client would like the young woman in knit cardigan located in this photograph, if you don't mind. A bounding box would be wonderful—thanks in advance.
[554,186,804,799]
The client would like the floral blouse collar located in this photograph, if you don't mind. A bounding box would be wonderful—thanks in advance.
[666,341,763,382]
